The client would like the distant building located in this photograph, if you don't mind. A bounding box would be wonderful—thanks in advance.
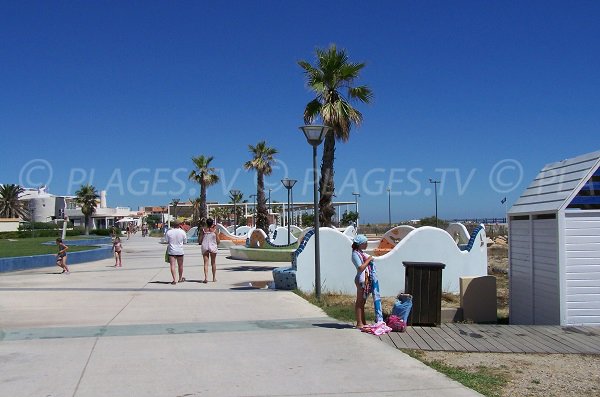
[18,186,70,223]
[65,190,140,229]
[17,187,141,230]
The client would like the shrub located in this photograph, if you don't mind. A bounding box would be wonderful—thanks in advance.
[18,221,61,231]
[90,228,117,236]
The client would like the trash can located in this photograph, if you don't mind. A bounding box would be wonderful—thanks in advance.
[403,261,446,326]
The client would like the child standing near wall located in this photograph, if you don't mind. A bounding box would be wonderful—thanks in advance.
[351,234,383,328]
[56,238,69,274]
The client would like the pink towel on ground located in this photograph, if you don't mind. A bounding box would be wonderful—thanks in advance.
[361,321,392,335]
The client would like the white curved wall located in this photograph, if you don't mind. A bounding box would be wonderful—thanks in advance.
[295,226,487,296]
[446,223,470,244]
[272,226,298,245]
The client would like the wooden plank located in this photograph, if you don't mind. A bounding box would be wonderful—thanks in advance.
[463,325,514,353]
[438,325,481,352]
[554,326,600,353]
[579,326,600,335]
[444,324,491,352]
[412,326,444,351]
[481,325,539,353]
[379,324,600,354]
[460,324,504,353]
[423,326,462,351]
[511,326,566,354]
[534,326,598,353]
[478,325,527,353]
[404,327,433,350]
[378,333,398,349]
[395,330,421,350]
[523,327,582,354]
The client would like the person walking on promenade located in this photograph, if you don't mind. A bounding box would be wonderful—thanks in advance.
[56,238,70,274]
[113,236,123,267]
[165,220,187,285]
[199,218,220,283]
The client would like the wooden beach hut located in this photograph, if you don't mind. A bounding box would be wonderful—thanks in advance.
[508,150,600,326]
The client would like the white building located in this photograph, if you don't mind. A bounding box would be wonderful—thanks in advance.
[65,190,141,230]
[19,186,70,223]
[17,187,140,230]
[508,150,600,326]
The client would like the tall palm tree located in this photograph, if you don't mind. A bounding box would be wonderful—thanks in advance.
[298,44,373,227]
[74,184,99,235]
[0,184,27,219]
[190,197,202,226]
[228,191,245,227]
[244,141,278,233]
[210,206,229,224]
[189,155,220,226]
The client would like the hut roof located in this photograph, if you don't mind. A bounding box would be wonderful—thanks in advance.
[509,150,600,215]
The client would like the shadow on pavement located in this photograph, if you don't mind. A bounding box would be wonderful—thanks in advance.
[227,266,276,272]
[313,323,355,330]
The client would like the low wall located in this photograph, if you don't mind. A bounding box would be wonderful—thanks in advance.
[41,237,113,246]
[0,244,113,273]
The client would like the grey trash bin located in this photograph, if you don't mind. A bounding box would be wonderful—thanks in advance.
[403,261,446,326]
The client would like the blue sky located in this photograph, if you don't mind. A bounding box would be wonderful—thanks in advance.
[2,1,599,223]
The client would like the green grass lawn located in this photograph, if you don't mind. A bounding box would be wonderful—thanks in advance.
[0,237,99,258]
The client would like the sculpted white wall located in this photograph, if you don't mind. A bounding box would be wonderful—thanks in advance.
[295,225,487,296]
[272,226,298,245]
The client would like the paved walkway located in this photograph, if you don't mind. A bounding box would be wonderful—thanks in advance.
[0,234,481,397]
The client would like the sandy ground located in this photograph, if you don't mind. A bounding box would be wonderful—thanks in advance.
[420,351,600,397]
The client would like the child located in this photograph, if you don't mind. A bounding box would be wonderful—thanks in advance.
[113,236,123,267]
[56,238,69,274]
[351,234,383,329]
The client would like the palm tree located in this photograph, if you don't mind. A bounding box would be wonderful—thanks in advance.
[74,184,99,235]
[189,155,220,226]
[244,141,278,233]
[228,191,245,227]
[189,197,203,226]
[0,184,27,219]
[210,206,229,224]
[298,44,373,227]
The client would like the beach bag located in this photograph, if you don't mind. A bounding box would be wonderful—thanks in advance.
[386,314,406,332]
[392,294,413,324]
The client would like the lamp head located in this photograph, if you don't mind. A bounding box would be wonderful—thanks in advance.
[299,125,331,147]
[281,178,298,189]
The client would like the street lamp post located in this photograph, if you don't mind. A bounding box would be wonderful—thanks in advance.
[300,125,331,300]
[229,189,241,235]
[352,192,360,229]
[268,188,272,214]
[29,201,35,238]
[171,198,180,223]
[250,194,257,226]
[429,179,440,228]
[387,187,391,227]
[281,178,297,245]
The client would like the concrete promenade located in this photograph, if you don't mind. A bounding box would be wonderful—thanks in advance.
[0,234,481,397]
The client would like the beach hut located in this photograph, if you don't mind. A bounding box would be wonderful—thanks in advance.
[508,150,600,326]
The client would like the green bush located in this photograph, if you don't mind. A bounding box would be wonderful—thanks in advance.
[0,227,85,239]
[90,228,119,236]
[18,221,61,231]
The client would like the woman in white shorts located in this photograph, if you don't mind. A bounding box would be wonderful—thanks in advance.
[200,218,220,283]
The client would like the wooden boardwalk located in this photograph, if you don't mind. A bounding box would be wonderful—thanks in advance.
[378,324,600,354]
